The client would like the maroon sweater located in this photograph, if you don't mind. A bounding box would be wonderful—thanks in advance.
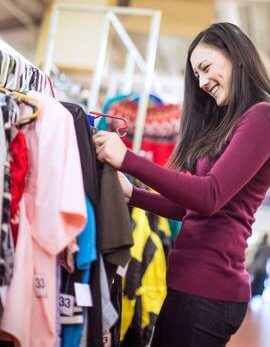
[121,102,270,302]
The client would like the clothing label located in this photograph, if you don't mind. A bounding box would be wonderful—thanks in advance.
[74,282,93,307]
[59,293,75,317]
[116,263,129,277]
[103,332,111,347]
[0,286,8,308]
[60,315,84,325]
[33,274,47,297]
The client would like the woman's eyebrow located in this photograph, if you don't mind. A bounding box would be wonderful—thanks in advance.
[198,59,207,69]
[193,59,207,76]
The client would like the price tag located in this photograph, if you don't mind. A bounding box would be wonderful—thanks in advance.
[74,282,93,307]
[59,294,75,317]
[103,332,111,347]
[33,274,47,297]
[116,263,129,277]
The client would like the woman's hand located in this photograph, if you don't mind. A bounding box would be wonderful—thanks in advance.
[93,131,127,169]
[118,172,133,203]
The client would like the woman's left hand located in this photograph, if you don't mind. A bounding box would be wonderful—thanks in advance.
[93,131,127,169]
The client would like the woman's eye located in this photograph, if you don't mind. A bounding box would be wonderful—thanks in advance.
[203,65,210,72]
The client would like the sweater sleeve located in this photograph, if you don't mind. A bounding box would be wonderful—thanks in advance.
[121,103,270,216]
[129,186,186,221]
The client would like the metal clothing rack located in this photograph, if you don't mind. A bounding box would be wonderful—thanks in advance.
[43,4,161,153]
[0,38,53,94]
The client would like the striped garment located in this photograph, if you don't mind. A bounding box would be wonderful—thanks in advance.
[0,94,20,288]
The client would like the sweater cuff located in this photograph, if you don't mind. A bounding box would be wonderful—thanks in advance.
[121,149,141,174]
[128,186,142,207]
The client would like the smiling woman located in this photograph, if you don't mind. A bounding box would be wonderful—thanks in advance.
[93,22,270,347]
[168,22,270,172]
[190,44,233,106]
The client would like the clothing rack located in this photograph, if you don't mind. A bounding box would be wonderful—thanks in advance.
[0,39,54,95]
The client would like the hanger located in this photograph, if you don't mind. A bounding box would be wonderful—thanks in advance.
[88,110,128,138]
[0,87,40,124]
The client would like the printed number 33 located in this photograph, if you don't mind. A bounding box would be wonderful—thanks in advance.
[60,296,71,308]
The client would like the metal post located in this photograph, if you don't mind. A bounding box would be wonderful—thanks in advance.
[87,13,111,110]
[122,53,135,94]
[132,11,161,153]
[108,12,146,73]
[43,4,59,74]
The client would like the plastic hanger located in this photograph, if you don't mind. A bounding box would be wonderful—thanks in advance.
[88,110,128,137]
[0,87,40,124]
[12,90,41,123]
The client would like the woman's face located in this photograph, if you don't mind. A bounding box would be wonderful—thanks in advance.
[190,43,233,106]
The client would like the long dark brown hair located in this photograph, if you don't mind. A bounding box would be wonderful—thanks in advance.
[168,22,270,172]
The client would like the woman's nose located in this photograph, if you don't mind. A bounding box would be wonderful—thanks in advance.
[199,74,209,89]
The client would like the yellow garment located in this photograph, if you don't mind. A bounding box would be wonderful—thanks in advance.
[158,216,171,238]
[121,208,150,339]
[140,231,166,329]
[120,208,167,341]
[130,208,151,262]
[120,297,136,339]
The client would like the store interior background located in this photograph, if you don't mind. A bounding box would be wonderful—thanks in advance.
[0,1,269,346]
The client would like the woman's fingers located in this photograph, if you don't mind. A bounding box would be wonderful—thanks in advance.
[93,131,127,169]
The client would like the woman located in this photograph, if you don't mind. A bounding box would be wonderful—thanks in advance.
[93,22,270,347]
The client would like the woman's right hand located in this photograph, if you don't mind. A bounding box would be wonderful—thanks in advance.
[118,171,133,203]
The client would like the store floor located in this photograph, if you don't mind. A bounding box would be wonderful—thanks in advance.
[228,294,270,347]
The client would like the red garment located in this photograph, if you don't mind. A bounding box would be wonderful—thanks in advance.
[108,101,181,166]
[123,138,175,166]
[10,131,28,245]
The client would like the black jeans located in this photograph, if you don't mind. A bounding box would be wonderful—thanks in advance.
[151,288,248,347]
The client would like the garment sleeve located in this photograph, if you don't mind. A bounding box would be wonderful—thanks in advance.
[121,104,270,216]
[129,186,185,221]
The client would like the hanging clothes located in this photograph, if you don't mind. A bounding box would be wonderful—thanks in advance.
[0,94,20,290]
[0,102,6,228]
[62,103,133,281]
[147,213,172,260]
[62,102,133,347]
[0,91,87,347]
[0,68,134,345]
[98,163,133,285]
[0,49,54,102]
[0,196,33,347]
[61,102,103,347]
[121,208,167,347]
[10,131,28,246]
[0,49,54,95]
[61,195,97,347]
